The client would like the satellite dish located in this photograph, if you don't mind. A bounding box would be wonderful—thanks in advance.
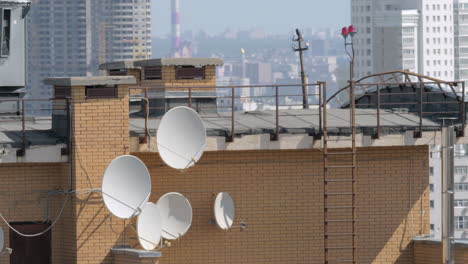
[157,192,192,240]
[102,155,151,219]
[156,106,206,170]
[214,192,235,230]
[137,202,162,251]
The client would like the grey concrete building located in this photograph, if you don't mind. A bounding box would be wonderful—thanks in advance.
[26,0,151,114]
[0,0,30,113]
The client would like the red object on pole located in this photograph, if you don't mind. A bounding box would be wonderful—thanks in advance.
[341,27,349,38]
[348,25,356,37]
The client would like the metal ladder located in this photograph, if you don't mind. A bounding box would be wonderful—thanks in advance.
[322,82,357,264]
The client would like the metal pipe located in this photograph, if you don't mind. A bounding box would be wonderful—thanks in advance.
[319,82,323,137]
[21,100,26,154]
[229,87,235,142]
[442,126,455,264]
[376,84,380,139]
[274,86,279,141]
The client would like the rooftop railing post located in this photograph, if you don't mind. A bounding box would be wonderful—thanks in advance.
[415,83,423,138]
[317,83,323,140]
[227,87,235,142]
[19,100,26,157]
[273,86,279,141]
[188,87,192,108]
[66,98,71,154]
[375,84,381,139]
[143,89,149,144]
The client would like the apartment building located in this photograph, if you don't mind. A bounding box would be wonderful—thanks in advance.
[351,0,455,80]
[26,0,151,114]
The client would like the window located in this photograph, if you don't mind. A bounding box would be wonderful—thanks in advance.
[430,200,435,208]
[0,8,11,57]
[430,224,435,231]
[455,216,468,229]
[430,184,434,192]
[455,166,468,176]
[455,183,468,191]
[455,199,468,207]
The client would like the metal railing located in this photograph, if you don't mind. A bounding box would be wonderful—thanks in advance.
[129,83,324,142]
[0,98,70,156]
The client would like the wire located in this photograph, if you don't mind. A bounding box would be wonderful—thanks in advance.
[0,195,69,238]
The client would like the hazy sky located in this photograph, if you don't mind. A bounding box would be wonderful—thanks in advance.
[151,0,351,37]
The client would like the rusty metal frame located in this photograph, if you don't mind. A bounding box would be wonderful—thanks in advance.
[128,83,322,143]
[326,70,466,139]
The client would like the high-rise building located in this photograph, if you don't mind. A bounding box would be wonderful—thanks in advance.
[26,0,151,113]
[351,0,454,80]
[455,0,468,85]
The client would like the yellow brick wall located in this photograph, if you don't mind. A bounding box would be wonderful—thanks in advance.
[414,243,468,263]
[67,84,130,264]
[131,146,429,264]
[0,163,68,264]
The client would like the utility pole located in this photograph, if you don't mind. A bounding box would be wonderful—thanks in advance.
[292,29,310,109]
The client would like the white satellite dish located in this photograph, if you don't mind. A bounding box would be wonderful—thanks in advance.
[157,192,192,240]
[137,202,162,251]
[156,106,206,170]
[214,192,235,230]
[102,155,152,219]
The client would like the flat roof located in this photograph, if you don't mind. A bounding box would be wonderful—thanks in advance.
[100,58,224,70]
[44,76,137,86]
[130,108,440,137]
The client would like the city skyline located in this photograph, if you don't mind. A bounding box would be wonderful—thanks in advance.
[151,0,351,36]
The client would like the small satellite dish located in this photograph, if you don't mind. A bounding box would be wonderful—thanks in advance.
[102,155,151,219]
[157,192,192,240]
[156,106,206,170]
[137,202,162,251]
[214,192,235,230]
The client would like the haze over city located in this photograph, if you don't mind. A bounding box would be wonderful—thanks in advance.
[151,0,351,36]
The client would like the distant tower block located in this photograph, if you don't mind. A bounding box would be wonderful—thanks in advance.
[172,0,181,57]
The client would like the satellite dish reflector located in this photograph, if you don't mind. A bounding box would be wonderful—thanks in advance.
[102,155,151,219]
[157,192,192,240]
[214,192,235,230]
[137,202,162,251]
[156,106,206,170]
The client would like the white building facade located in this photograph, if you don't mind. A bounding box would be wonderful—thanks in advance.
[352,0,455,81]
[430,144,468,240]
[455,0,468,86]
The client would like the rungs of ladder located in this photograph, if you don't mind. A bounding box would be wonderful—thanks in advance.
[324,179,355,183]
[325,152,355,155]
[325,165,356,169]
[325,193,355,196]
[325,206,356,209]
[325,233,356,237]
[325,246,356,250]
[326,220,358,223]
